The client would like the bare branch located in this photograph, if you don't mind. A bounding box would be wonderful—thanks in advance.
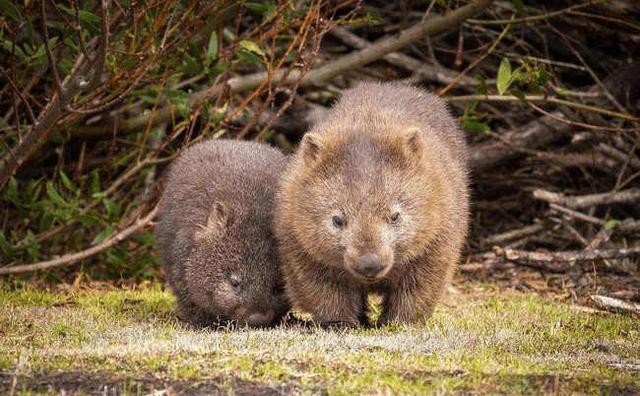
[87,0,110,90]
[484,223,545,245]
[41,0,64,102]
[328,26,477,86]
[0,53,88,189]
[469,112,570,171]
[533,188,640,209]
[590,295,640,316]
[492,245,640,272]
[446,94,640,122]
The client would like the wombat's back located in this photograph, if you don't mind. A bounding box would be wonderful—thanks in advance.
[313,81,468,166]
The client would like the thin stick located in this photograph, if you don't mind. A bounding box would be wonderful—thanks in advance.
[500,245,640,264]
[329,26,476,86]
[533,188,640,209]
[468,0,605,25]
[549,203,605,225]
[590,295,640,315]
[438,11,511,96]
[445,94,640,122]
[484,223,545,245]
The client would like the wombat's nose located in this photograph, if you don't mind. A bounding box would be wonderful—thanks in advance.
[354,253,384,278]
[245,310,275,327]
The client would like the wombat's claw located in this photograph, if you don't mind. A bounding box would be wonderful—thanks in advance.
[278,314,314,328]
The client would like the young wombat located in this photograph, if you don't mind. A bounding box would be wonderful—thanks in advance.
[156,139,289,328]
[274,81,469,326]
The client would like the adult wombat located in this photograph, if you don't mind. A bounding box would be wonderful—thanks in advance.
[274,81,469,326]
[156,139,289,328]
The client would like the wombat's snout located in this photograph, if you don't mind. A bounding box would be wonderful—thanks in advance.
[354,253,384,278]
[238,309,275,327]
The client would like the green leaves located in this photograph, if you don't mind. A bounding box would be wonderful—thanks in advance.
[92,226,114,246]
[59,170,75,191]
[239,40,264,57]
[0,0,22,22]
[462,117,490,133]
[236,39,265,65]
[165,89,190,118]
[206,31,218,63]
[58,5,101,35]
[462,100,490,134]
[496,57,551,96]
[497,58,513,95]
[46,182,68,208]
[605,219,621,230]
[245,1,276,19]
[2,177,19,205]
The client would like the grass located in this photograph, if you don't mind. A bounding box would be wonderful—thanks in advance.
[0,281,638,395]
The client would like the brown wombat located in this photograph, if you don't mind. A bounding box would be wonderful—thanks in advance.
[274,81,469,326]
[156,139,290,328]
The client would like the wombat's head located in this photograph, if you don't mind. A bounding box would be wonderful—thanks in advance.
[186,202,288,327]
[284,127,446,283]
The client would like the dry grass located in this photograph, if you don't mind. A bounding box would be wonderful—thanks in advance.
[0,281,638,395]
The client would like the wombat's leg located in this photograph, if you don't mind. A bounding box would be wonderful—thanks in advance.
[379,286,437,325]
[176,300,218,328]
[379,264,450,325]
[291,281,364,327]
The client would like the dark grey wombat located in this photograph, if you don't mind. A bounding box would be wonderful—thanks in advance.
[156,139,289,328]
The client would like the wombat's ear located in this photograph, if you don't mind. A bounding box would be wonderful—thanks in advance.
[194,201,232,241]
[300,133,323,164]
[403,127,422,155]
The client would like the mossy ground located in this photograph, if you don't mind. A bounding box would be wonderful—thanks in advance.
[0,280,638,395]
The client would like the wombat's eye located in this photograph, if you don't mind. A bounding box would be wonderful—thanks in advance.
[229,276,241,288]
[332,215,347,229]
[389,212,401,224]
[273,284,285,295]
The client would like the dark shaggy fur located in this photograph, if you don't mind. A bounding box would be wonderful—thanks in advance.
[274,81,470,326]
[156,139,289,328]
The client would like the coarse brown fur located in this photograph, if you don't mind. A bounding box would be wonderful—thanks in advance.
[156,139,289,328]
[274,81,469,326]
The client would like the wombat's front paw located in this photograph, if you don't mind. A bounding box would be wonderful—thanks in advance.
[317,320,360,330]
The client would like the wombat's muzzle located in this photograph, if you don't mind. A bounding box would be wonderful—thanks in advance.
[353,253,385,279]
[237,308,275,328]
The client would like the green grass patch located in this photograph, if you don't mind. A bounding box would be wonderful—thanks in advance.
[0,282,638,394]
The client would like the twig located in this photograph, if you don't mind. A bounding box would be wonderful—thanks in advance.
[494,245,640,272]
[533,188,640,209]
[41,0,64,101]
[484,223,545,245]
[468,0,605,25]
[0,69,37,125]
[598,143,640,171]
[590,295,640,316]
[0,53,89,190]
[549,203,605,225]
[524,101,638,133]
[87,0,110,91]
[445,94,640,122]
[0,205,158,275]
[548,24,628,114]
[469,112,570,171]
[438,11,511,96]
[328,26,476,86]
